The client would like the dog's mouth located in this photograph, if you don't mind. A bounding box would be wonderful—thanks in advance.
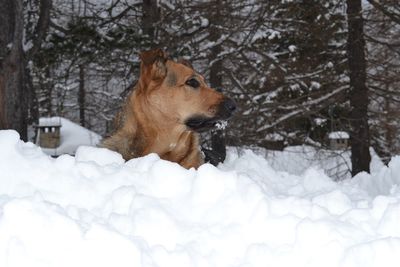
[185,116,226,132]
[185,98,236,132]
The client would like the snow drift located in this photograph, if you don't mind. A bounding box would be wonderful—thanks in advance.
[1,130,400,267]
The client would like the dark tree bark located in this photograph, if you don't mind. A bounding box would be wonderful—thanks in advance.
[78,64,85,127]
[0,0,51,140]
[29,0,52,126]
[38,67,53,117]
[0,0,27,140]
[26,67,39,126]
[142,0,159,47]
[28,0,52,59]
[346,0,371,176]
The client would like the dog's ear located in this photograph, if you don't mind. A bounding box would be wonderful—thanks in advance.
[178,58,193,69]
[139,49,168,84]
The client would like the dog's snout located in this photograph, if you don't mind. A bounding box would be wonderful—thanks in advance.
[216,98,236,119]
[223,98,236,113]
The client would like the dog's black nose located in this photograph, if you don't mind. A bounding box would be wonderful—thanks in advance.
[223,98,236,112]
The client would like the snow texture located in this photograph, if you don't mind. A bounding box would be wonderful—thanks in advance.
[241,145,384,180]
[329,131,350,139]
[1,130,400,267]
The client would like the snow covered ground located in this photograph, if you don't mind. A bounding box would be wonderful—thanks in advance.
[1,129,400,267]
[235,145,384,180]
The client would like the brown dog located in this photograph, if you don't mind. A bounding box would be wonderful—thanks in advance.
[102,49,236,169]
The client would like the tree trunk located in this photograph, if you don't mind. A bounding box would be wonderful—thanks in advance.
[0,0,27,140]
[142,0,159,47]
[346,0,371,176]
[42,67,53,116]
[78,64,85,127]
[28,0,51,128]
[28,0,52,59]
[26,67,39,128]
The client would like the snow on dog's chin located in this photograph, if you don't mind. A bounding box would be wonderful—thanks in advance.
[185,115,228,132]
[184,115,218,132]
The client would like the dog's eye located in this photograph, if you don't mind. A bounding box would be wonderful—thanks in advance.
[185,78,200,88]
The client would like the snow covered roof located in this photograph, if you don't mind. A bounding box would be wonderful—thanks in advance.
[328,131,349,139]
[37,117,101,156]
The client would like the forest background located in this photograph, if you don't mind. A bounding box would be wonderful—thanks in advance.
[0,0,399,177]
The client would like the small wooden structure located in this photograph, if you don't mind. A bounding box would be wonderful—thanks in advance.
[328,131,349,150]
[35,118,62,148]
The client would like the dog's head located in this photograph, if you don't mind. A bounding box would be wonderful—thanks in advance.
[137,48,236,132]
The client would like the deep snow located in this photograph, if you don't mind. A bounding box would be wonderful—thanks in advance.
[239,145,384,180]
[1,130,400,267]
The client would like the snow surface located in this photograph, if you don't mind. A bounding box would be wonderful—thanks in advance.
[241,145,384,180]
[37,117,101,156]
[329,131,350,139]
[1,130,400,267]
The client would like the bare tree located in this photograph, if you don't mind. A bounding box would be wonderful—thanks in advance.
[142,0,160,48]
[0,0,51,140]
[346,0,371,176]
[0,0,26,139]
[78,64,86,126]
[365,0,400,163]
[366,0,400,24]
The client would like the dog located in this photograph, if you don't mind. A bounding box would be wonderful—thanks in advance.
[102,49,236,169]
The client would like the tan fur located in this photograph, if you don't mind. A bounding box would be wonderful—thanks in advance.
[102,49,226,169]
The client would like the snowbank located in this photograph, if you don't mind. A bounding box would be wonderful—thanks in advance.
[237,145,384,180]
[1,130,400,267]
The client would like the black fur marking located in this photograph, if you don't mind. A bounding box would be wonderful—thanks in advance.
[185,116,219,132]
